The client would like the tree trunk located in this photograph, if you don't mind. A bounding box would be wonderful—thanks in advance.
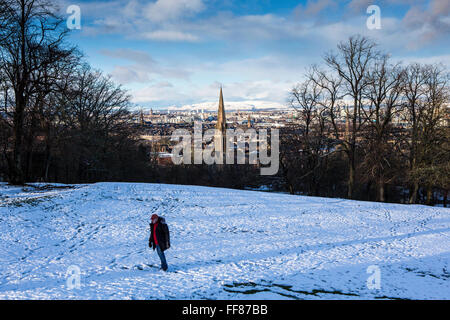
[10,1,27,186]
[444,190,448,208]
[11,99,25,185]
[44,152,51,182]
[378,181,385,202]
[365,181,372,201]
[288,184,294,195]
[426,186,433,206]
[347,156,355,199]
[409,182,418,204]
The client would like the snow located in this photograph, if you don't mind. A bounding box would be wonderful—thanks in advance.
[0,182,449,300]
[170,100,288,112]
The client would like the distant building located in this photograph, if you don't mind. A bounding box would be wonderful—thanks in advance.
[157,153,173,166]
[139,109,144,126]
[215,87,227,163]
[216,87,227,134]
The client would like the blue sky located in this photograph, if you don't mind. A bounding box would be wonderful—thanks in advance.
[61,0,450,109]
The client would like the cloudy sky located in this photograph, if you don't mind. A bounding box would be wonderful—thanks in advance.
[62,0,450,109]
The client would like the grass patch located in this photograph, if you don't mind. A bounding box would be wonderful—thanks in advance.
[0,195,55,207]
[223,281,360,299]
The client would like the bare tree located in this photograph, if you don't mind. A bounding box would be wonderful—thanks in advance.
[360,55,404,202]
[54,64,133,182]
[324,35,379,199]
[287,76,338,196]
[410,64,449,205]
[0,0,73,184]
[309,66,343,142]
[401,63,430,203]
[289,78,322,140]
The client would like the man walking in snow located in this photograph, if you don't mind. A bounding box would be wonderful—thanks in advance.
[149,214,170,271]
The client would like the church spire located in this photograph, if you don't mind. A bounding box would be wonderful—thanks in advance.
[216,87,226,134]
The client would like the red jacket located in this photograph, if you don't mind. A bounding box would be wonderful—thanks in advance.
[149,217,170,251]
[153,223,159,245]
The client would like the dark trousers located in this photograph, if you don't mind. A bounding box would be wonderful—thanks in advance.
[156,245,168,271]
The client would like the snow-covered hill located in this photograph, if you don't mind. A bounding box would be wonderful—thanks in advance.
[0,182,449,300]
[169,100,288,112]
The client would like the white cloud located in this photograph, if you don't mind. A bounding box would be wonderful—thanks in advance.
[144,0,205,22]
[74,0,449,51]
[141,30,199,42]
[111,66,152,84]
[101,49,156,65]
[132,81,186,104]
[295,0,337,17]
[401,0,450,48]
[101,49,191,84]
[392,54,450,66]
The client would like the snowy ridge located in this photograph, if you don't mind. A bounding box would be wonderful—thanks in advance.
[0,182,449,300]
[168,100,288,112]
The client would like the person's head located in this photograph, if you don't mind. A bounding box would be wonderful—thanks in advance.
[151,214,159,224]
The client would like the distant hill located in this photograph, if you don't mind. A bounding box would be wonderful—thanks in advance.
[168,100,290,112]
